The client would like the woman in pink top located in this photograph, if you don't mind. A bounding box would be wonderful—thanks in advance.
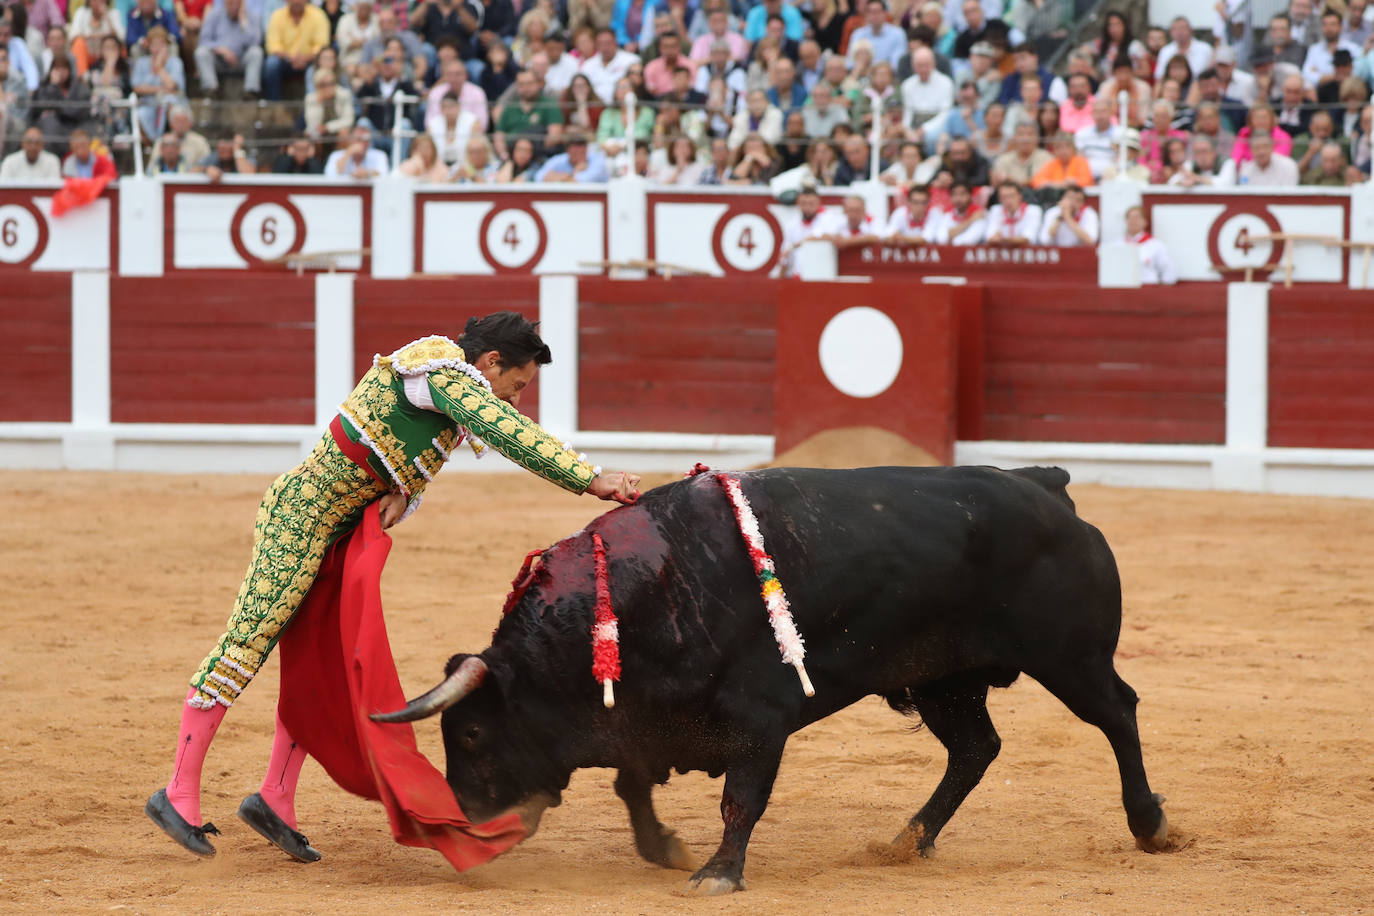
[1231,106,1293,163]
[1137,99,1188,174]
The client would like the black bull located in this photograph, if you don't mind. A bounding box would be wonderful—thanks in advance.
[375,466,1169,894]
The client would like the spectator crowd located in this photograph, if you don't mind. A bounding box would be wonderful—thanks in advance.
[0,0,1370,195]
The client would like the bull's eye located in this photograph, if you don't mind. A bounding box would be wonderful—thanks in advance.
[461,725,482,751]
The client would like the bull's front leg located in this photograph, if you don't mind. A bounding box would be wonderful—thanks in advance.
[685,741,786,896]
[613,769,695,871]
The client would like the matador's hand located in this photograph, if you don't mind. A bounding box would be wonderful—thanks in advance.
[587,471,642,504]
[378,492,408,528]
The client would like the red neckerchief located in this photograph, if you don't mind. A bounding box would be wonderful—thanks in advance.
[1132,231,1152,243]
[1003,202,1026,228]
[847,216,870,235]
[801,206,825,226]
[907,208,926,229]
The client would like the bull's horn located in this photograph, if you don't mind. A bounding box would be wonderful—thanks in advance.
[370,656,489,723]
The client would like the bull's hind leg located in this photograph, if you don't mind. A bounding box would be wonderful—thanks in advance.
[684,741,786,896]
[887,676,1001,858]
[613,769,695,871]
[1031,658,1168,852]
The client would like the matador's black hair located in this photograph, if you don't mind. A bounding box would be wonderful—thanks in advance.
[458,311,553,368]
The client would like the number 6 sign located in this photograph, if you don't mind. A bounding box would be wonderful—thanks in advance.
[0,201,48,268]
[230,199,307,266]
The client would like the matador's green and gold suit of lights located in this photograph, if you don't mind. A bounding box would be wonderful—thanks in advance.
[188,336,597,710]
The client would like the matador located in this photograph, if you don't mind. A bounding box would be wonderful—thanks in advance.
[145,312,641,861]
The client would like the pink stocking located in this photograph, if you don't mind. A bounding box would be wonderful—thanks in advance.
[164,689,228,826]
[258,709,307,830]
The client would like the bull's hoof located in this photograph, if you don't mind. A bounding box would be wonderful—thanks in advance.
[684,874,747,896]
[660,830,696,872]
[883,823,930,863]
[1135,808,1169,853]
[637,825,697,871]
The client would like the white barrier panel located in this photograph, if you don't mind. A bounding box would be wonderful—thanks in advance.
[607,176,647,277]
[0,183,112,272]
[416,186,606,275]
[1143,187,1353,283]
[1350,181,1374,290]
[371,177,414,278]
[119,180,162,276]
[644,186,808,276]
[164,178,367,272]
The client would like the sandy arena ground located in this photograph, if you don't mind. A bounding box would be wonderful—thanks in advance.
[1,463,1371,914]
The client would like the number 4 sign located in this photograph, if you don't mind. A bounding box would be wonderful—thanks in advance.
[479,205,547,273]
[712,212,778,274]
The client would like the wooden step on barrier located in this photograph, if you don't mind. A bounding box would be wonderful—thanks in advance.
[263,249,372,275]
[1321,239,1374,289]
[1211,262,1285,284]
[578,259,709,279]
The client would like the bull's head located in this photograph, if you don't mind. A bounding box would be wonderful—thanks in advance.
[371,653,566,835]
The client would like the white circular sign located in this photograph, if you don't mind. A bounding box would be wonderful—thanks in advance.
[1215,214,1274,268]
[818,307,903,399]
[719,213,775,272]
[0,204,41,264]
[238,202,298,261]
[484,209,542,268]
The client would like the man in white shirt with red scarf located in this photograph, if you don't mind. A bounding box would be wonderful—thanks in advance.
[939,179,987,244]
[985,180,1042,246]
[885,183,940,243]
[1039,184,1099,246]
[782,185,838,273]
[1126,205,1177,285]
[826,194,889,247]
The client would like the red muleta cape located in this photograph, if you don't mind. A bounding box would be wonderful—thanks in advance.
[277,503,526,870]
[50,175,113,216]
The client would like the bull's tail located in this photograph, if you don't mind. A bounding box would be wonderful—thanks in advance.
[1009,466,1074,512]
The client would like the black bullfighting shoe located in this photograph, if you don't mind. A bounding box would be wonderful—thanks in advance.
[145,788,220,857]
[237,793,322,863]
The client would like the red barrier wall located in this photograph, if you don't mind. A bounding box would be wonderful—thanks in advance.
[352,277,541,422]
[0,274,71,422]
[576,277,777,434]
[110,275,315,424]
[979,286,1228,444]
[1269,290,1374,449]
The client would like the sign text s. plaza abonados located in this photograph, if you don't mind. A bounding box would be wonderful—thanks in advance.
[859,244,1068,265]
[839,243,1096,277]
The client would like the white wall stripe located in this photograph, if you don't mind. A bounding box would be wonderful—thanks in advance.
[537,274,579,438]
[70,271,111,427]
[314,273,355,429]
